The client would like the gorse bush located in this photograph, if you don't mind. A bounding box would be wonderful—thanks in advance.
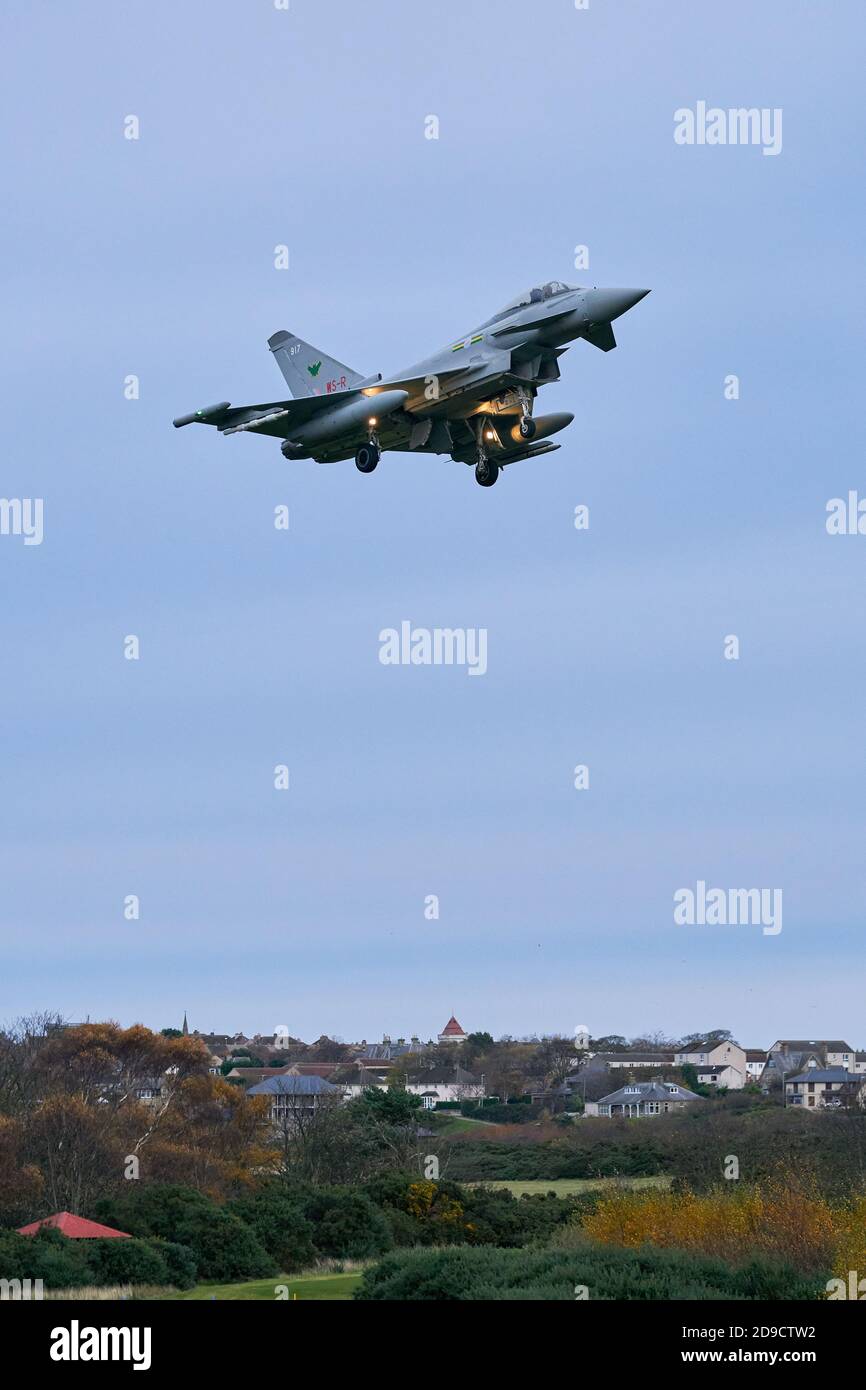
[94,1185,274,1283]
[80,1235,173,1289]
[227,1189,317,1272]
[574,1176,844,1276]
[354,1244,825,1301]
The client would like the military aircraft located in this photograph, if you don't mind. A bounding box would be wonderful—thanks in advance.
[173,280,649,487]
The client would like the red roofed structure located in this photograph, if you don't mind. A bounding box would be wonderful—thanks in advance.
[17,1211,131,1239]
[438,1015,468,1044]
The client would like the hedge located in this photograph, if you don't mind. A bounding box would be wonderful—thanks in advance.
[354,1243,827,1301]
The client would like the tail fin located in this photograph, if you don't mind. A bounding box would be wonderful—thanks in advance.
[268,330,365,398]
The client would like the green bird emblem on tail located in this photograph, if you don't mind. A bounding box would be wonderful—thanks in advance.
[307,360,322,377]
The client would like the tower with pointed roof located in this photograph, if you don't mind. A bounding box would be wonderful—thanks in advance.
[182,1012,189,1037]
[438,1015,468,1045]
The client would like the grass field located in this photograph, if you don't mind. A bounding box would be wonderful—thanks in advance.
[475,1176,672,1196]
[165,1271,362,1301]
[431,1114,494,1134]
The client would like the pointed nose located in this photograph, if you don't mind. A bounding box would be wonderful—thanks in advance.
[587,288,650,322]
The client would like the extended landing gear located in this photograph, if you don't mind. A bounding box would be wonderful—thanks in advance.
[355,441,380,473]
[473,414,500,486]
[475,456,499,487]
[518,414,536,440]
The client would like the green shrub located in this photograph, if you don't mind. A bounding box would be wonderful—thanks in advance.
[82,1237,170,1288]
[301,1190,391,1260]
[442,1136,665,1182]
[228,1189,317,1272]
[460,1102,539,1124]
[0,1227,90,1289]
[172,1208,276,1282]
[145,1239,197,1290]
[354,1243,827,1301]
[92,1184,214,1239]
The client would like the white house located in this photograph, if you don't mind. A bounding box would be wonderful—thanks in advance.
[404,1066,484,1109]
[695,1064,742,1090]
[744,1049,769,1081]
[674,1040,747,1088]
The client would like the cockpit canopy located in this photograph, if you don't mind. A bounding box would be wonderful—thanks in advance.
[500,280,577,312]
[480,281,579,329]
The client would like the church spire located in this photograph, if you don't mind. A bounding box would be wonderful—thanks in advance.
[182,1011,189,1036]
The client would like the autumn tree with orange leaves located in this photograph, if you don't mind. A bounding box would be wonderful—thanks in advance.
[0,1015,273,1223]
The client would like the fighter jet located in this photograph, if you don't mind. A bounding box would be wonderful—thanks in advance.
[173,280,649,487]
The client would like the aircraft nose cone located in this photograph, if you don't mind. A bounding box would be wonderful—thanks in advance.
[588,288,650,322]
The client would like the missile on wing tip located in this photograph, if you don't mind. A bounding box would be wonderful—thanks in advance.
[508,411,574,445]
[172,401,231,428]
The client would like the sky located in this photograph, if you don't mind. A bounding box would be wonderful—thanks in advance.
[1,0,864,1047]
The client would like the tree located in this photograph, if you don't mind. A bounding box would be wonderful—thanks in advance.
[677,1029,735,1049]
[535,1036,580,1087]
[463,1032,494,1064]
[0,1019,274,1217]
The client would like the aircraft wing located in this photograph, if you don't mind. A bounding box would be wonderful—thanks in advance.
[375,366,471,395]
[172,387,368,438]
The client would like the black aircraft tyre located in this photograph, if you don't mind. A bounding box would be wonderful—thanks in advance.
[355,442,380,473]
[475,458,499,487]
[519,415,536,440]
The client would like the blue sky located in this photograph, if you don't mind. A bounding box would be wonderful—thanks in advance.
[2,0,864,1046]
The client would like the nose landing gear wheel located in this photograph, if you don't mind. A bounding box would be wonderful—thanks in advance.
[355,442,380,473]
[518,415,536,440]
[475,458,499,487]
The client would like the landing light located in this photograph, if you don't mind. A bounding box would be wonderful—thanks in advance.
[368,417,378,426]
[485,429,495,440]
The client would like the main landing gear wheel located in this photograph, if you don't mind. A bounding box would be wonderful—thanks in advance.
[518,415,536,440]
[355,442,380,473]
[475,457,499,487]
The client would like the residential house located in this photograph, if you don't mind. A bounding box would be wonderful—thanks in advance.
[694,1064,742,1090]
[403,1065,483,1109]
[326,1063,483,1109]
[769,1040,855,1068]
[134,1077,167,1106]
[357,1036,427,1066]
[224,1066,292,1088]
[744,1049,769,1081]
[763,1050,823,1088]
[583,1051,676,1074]
[674,1040,747,1088]
[585,1080,703,1118]
[245,1073,343,1124]
[329,1065,391,1098]
[785,1069,866,1111]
